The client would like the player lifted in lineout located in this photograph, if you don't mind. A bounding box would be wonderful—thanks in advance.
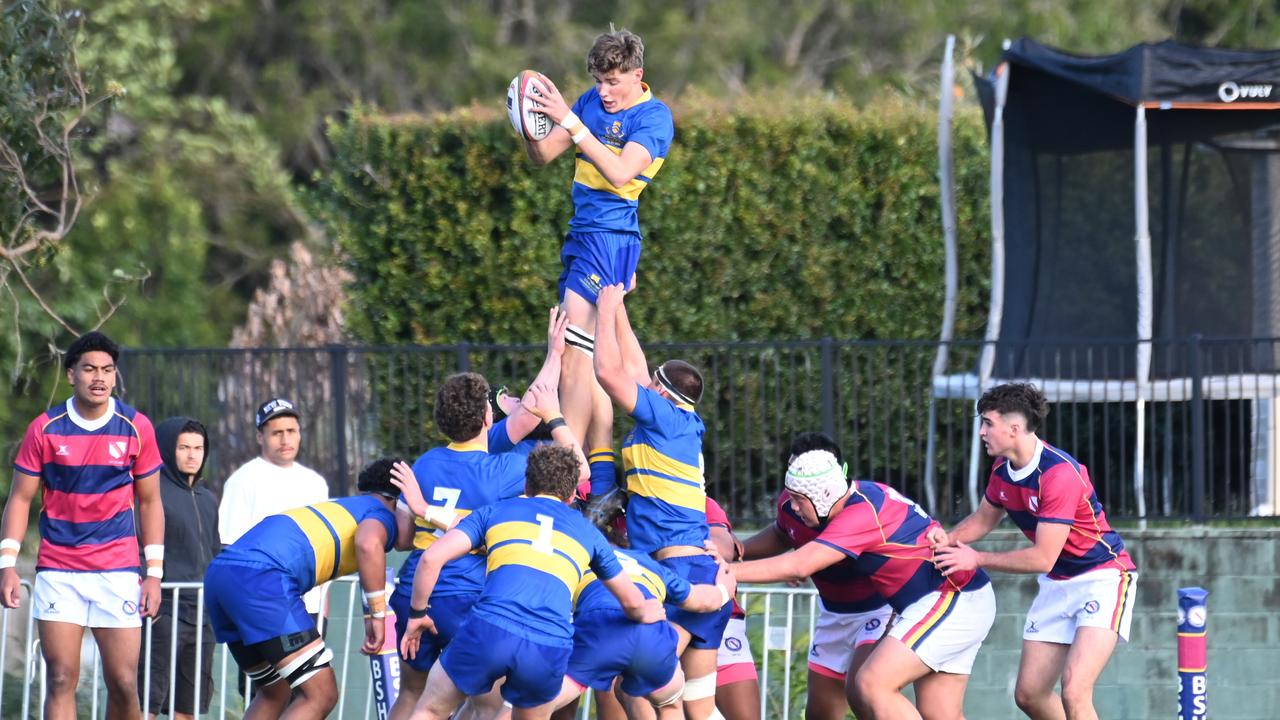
[591,284,732,720]
[518,29,675,494]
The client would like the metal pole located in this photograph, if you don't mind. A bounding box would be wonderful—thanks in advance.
[1190,335,1206,521]
[971,55,1011,511]
[1134,104,1153,523]
[925,33,959,513]
[330,345,351,494]
[820,337,835,439]
[1177,586,1209,719]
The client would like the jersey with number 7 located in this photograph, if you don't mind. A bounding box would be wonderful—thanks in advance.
[453,494,624,643]
[395,422,528,598]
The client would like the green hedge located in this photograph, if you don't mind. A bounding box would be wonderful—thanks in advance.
[312,96,992,346]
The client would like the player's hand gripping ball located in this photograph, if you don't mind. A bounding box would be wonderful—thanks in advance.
[507,70,553,141]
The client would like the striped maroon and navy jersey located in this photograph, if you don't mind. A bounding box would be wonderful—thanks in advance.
[13,398,161,572]
[985,441,1136,579]
[774,491,887,614]
[813,482,989,614]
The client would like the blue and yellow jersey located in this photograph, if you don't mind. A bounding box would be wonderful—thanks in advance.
[568,84,674,236]
[218,495,396,591]
[621,385,709,552]
[456,495,622,644]
[575,547,691,616]
[396,441,527,596]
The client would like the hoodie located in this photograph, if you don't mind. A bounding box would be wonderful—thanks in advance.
[151,416,220,625]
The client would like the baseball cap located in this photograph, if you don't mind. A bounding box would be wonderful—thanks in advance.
[255,398,299,429]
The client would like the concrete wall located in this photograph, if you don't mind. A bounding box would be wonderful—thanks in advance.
[958,527,1279,719]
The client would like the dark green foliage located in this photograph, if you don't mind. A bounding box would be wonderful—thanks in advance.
[316,98,993,347]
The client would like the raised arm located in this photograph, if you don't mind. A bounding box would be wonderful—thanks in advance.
[504,307,572,443]
[594,284,638,413]
[522,381,589,482]
[527,74,655,188]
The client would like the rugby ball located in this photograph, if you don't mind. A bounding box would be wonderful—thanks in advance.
[506,70,554,142]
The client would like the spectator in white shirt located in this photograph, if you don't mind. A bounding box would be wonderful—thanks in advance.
[218,398,329,615]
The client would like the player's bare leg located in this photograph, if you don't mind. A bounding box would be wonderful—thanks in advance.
[715,673,759,720]
[389,665,428,720]
[409,660,467,720]
[91,626,145,720]
[672,625,719,720]
[240,666,290,720]
[39,621,85,720]
[913,670,970,720]
[455,684,510,720]
[560,290,597,449]
[1059,628,1118,720]
[829,641,879,719]
[850,638,932,720]
[1013,640,1069,720]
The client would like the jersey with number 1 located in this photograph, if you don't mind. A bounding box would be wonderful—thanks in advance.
[815,481,989,613]
[396,426,526,596]
[455,495,624,644]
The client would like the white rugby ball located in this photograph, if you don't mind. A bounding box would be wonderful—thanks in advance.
[506,70,553,142]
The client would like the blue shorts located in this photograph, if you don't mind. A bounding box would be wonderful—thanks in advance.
[660,555,733,650]
[390,584,478,673]
[558,231,642,304]
[204,561,313,647]
[567,608,678,697]
[440,613,571,709]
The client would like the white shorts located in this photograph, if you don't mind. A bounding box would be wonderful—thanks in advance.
[888,584,995,675]
[716,616,757,685]
[807,604,894,679]
[1024,568,1138,644]
[33,570,142,628]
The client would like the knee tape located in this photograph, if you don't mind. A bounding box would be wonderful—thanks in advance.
[566,324,595,357]
[279,644,334,688]
[682,672,717,701]
[651,681,684,708]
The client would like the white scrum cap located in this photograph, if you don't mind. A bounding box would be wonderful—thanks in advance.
[784,450,849,518]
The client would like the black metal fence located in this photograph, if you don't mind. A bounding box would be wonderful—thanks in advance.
[119,336,1280,526]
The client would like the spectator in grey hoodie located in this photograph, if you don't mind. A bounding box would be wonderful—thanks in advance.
[138,417,219,720]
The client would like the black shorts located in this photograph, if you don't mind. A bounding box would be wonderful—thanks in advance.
[138,612,215,715]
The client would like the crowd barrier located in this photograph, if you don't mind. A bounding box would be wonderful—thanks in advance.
[0,577,819,719]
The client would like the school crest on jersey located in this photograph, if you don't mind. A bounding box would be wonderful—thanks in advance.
[603,120,626,148]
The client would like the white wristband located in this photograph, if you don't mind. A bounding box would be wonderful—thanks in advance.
[570,126,590,145]
[0,556,15,569]
[146,566,164,579]
[716,583,731,606]
[362,589,386,601]
[144,545,164,561]
[370,611,386,619]
[0,539,20,553]
[559,111,581,132]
